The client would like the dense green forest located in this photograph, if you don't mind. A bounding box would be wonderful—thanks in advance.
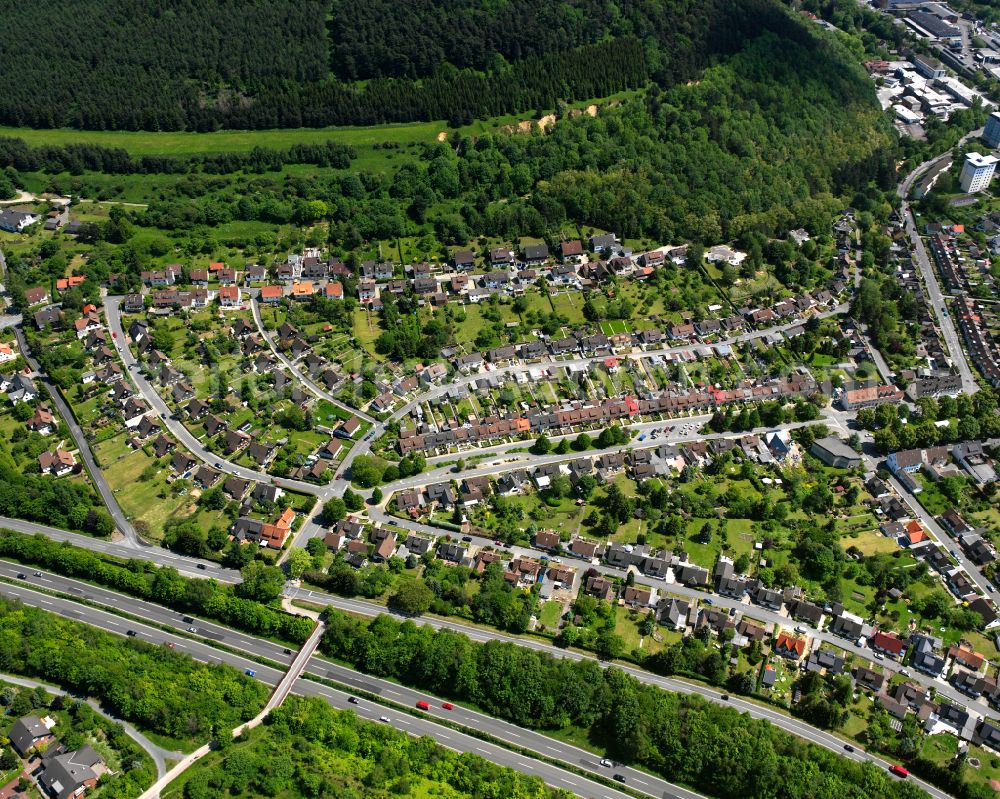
[1,0,871,131]
[0,596,268,743]
[0,22,894,248]
[318,610,936,799]
[166,695,574,799]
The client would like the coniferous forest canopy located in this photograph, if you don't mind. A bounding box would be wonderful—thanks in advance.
[2,0,876,132]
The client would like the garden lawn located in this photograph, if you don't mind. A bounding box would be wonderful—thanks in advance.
[97,434,230,541]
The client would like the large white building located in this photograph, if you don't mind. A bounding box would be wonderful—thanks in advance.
[984,111,1000,149]
[959,152,998,193]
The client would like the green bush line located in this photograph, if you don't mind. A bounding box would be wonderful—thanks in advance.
[0,528,313,644]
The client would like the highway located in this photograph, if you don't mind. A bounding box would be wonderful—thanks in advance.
[11,323,139,545]
[0,561,941,797]
[0,575,695,799]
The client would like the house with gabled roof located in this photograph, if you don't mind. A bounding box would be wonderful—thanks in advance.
[774,632,807,660]
[9,715,55,755]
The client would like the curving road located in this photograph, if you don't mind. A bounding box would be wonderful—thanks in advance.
[11,324,139,545]
[0,671,176,778]
[104,296,323,497]
[249,299,375,424]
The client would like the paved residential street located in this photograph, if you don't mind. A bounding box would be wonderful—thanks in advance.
[11,324,139,545]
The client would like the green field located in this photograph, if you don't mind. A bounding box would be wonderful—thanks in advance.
[600,319,631,335]
[0,121,446,157]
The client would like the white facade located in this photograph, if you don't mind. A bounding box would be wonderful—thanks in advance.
[984,111,1000,149]
[959,152,999,193]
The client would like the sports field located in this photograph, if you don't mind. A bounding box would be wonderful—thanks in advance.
[600,320,631,335]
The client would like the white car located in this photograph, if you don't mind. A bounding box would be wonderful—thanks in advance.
[600,759,613,768]
[379,716,390,723]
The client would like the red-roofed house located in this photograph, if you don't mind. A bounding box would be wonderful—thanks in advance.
[774,632,807,660]
[560,240,584,263]
[260,285,283,303]
[906,520,928,546]
[326,281,344,299]
[218,286,240,307]
[872,631,905,658]
[259,506,295,548]
[948,644,985,671]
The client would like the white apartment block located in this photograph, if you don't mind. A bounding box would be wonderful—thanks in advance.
[959,152,998,193]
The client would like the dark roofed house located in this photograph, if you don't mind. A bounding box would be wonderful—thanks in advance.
[853,666,886,693]
[790,600,823,625]
[674,563,709,587]
[657,597,690,629]
[38,745,105,799]
[9,715,54,755]
[523,243,549,264]
[224,475,251,500]
[247,442,276,467]
[805,649,845,675]
[585,575,616,602]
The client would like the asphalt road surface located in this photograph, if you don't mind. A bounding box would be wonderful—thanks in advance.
[0,565,943,798]
[0,577,693,799]
[12,323,139,545]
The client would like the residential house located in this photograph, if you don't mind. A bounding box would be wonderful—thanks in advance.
[774,632,807,660]
[910,634,946,676]
[805,649,845,675]
[585,575,616,602]
[810,437,862,469]
[38,449,75,476]
[9,715,54,755]
[38,745,105,799]
[657,597,690,630]
[523,243,549,265]
[872,631,906,658]
[623,585,654,608]
[853,666,887,693]
[674,563,709,587]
